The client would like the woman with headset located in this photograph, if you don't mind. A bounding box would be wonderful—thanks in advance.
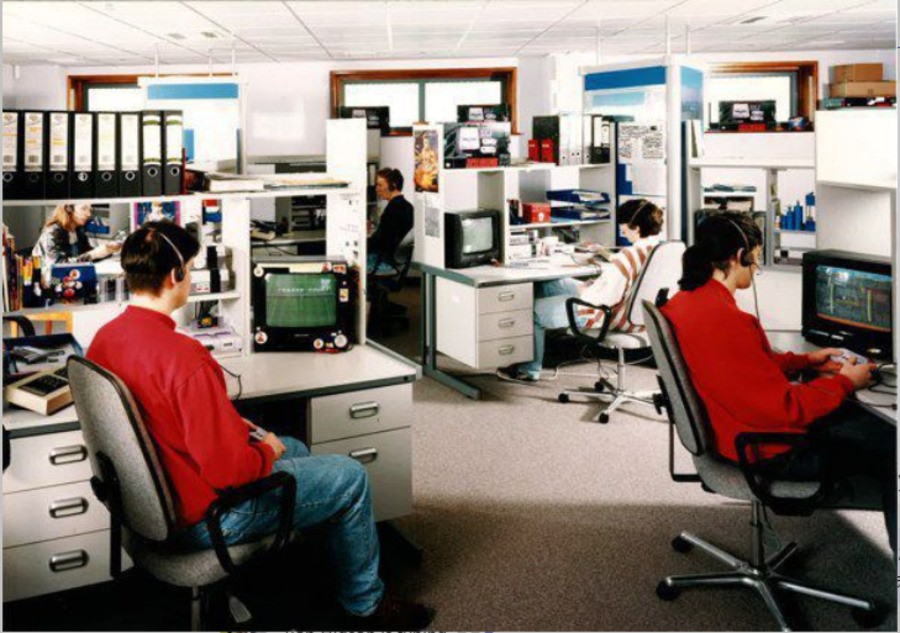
[498,198,664,383]
[662,211,895,551]
[32,203,122,272]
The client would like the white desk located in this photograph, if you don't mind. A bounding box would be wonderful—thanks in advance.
[414,258,609,399]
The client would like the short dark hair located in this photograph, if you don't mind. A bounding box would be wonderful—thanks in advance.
[121,221,200,296]
[679,212,763,291]
[376,167,404,192]
[617,198,663,238]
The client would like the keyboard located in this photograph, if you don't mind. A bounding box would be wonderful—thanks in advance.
[20,368,69,397]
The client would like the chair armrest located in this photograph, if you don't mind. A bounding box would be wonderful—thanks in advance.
[564,297,612,344]
[205,471,297,576]
[735,432,832,516]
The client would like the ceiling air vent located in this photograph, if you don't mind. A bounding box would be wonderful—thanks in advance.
[739,16,766,25]
[201,31,221,39]
[167,33,186,40]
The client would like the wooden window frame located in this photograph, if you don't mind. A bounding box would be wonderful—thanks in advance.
[706,61,818,132]
[68,73,234,111]
[330,67,518,135]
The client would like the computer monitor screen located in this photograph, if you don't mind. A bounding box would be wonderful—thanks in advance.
[265,273,337,328]
[815,266,892,333]
[461,217,495,254]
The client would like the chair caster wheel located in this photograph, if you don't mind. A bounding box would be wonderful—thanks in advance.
[656,581,680,601]
[558,393,570,404]
[852,603,886,628]
[597,412,609,424]
[593,381,605,392]
[671,536,692,553]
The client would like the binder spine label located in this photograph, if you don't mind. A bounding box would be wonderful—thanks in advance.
[23,112,43,172]
[121,114,139,171]
[2,112,18,170]
[97,113,116,171]
[165,115,183,164]
[49,113,69,169]
[143,115,161,166]
[74,113,92,171]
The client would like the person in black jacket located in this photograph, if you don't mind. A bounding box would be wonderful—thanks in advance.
[368,168,413,275]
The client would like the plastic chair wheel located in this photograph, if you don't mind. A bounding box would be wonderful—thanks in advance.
[558,393,570,404]
[593,381,605,392]
[852,603,886,628]
[597,412,610,424]
[671,536,693,553]
[656,581,680,601]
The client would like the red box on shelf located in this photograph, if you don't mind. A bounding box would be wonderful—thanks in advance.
[522,202,551,223]
[528,139,540,162]
[540,139,555,163]
[466,157,499,168]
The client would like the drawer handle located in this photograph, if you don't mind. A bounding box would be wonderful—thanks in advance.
[497,291,516,302]
[349,447,378,464]
[48,445,88,466]
[498,318,516,328]
[49,497,89,519]
[498,345,516,355]
[349,402,380,419]
[49,550,89,573]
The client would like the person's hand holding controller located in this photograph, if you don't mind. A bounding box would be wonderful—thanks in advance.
[838,356,877,390]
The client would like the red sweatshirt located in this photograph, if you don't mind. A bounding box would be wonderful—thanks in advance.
[661,280,854,462]
[87,306,275,528]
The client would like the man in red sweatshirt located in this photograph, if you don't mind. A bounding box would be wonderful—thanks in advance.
[662,212,895,551]
[87,221,432,628]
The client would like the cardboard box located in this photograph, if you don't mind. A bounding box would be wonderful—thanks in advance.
[829,81,896,98]
[833,63,883,83]
[522,202,551,224]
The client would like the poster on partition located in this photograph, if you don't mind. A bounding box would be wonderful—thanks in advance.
[423,193,441,239]
[414,129,439,193]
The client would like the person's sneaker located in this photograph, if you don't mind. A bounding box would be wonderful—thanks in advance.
[344,594,435,631]
[496,365,539,384]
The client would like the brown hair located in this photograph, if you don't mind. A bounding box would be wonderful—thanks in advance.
[45,204,79,232]
[618,198,664,238]
[376,167,404,192]
[121,221,200,296]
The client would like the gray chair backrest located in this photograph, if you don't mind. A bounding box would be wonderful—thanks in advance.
[67,356,177,542]
[641,300,713,456]
[626,241,686,327]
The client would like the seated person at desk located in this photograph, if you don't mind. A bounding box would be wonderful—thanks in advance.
[32,203,121,271]
[86,221,433,629]
[368,168,413,275]
[498,199,663,382]
[662,212,896,551]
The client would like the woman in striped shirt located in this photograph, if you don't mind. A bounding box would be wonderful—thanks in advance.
[498,199,664,383]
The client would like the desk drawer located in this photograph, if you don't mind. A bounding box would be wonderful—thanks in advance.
[477,284,533,315]
[4,482,109,549]
[311,428,412,523]
[309,384,411,444]
[3,530,126,602]
[476,335,533,369]
[3,431,91,493]
[478,309,533,342]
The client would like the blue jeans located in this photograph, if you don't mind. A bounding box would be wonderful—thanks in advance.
[175,437,384,616]
[517,278,586,379]
[367,253,398,276]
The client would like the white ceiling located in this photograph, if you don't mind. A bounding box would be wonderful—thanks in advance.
[2,0,897,66]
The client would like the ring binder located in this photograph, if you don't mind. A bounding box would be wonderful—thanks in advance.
[95,112,118,197]
[72,112,95,198]
[2,111,23,200]
[46,111,71,199]
[118,112,141,197]
[22,110,46,200]
[162,110,184,195]
[141,111,163,196]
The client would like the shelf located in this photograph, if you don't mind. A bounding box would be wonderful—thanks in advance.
[3,186,355,208]
[774,229,816,234]
[186,291,241,303]
[689,157,814,170]
[5,291,241,317]
[816,179,896,193]
[509,218,611,231]
[443,162,612,175]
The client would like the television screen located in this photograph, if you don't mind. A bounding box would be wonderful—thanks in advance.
[265,273,337,328]
[461,217,494,254]
[815,266,892,333]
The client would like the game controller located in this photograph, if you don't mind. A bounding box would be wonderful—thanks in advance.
[829,348,870,366]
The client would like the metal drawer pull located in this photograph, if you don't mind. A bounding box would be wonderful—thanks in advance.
[49,550,89,573]
[349,402,380,419]
[497,291,516,302]
[498,318,516,328]
[498,345,516,355]
[48,445,87,466]
[348,448,378,464]
[49,497,89,519]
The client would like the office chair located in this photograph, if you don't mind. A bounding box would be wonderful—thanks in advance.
[641,300,885,631]
[557,240,686,423]
[368,228,415,336]
[67,356,299,630]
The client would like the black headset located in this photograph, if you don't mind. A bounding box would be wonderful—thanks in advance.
[627,200,654,230]
[155,230,186,282]
[724,217,753,268]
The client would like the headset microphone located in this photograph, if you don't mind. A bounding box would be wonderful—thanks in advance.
[155,230,186,282]
[725,216,761,322]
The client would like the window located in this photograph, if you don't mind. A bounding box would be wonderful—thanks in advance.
[332,67,517,134]
[704,61,818,131]
[85,84,143,112]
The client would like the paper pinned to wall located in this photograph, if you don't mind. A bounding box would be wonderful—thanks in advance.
[424,193,441,238]
[618,122,665,164]
[628,164,667,196]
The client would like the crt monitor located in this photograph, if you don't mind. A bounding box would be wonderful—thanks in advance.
[802,249,892,359]
[444,209,502,269]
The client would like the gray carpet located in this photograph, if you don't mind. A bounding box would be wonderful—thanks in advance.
[383,355,896,632]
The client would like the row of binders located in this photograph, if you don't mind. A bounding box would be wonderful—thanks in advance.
[2,110,184,201]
